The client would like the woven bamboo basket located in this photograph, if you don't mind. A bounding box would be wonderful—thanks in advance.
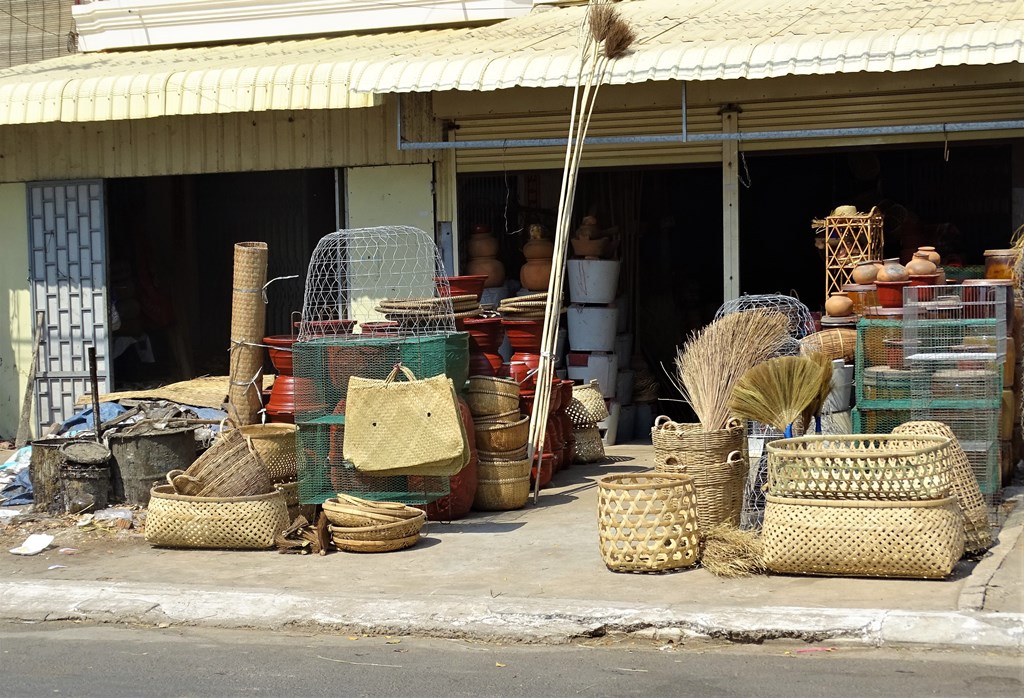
[891,421,993,554]
[597,473,700,573]
[465,376,521,417]
[474,416,529,452]
[477,444,529,462]
[474,457,531,510]
[145,485,288,550]
[238,423,297,483]
[573,426,605,463]
[273,480,299,507]
[332,533,422,553]
[572,381,609,422]
[328,511,426,542]
[655,450,746,530]
[766,434,955,501]
[322,496,424,527]
[168,428,273,498]
[651,417,746,469]
[799,328,858,363]
[762,494,965,578]
[474,408,522,425]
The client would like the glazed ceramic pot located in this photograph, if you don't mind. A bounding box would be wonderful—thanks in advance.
[824,292,854,317]
[876,258,909,283]
[502,318,544,354]
[917,246,941,265]
[906,252,937,276]
[265,375,296,424]
[851,260,879,284]
[264,335,297,375]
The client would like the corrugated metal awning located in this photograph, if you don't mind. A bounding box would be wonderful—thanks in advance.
[0,0,1020,126]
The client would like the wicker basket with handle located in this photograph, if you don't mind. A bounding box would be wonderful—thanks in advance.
[167,427,273,498]
[651,416,746,469]
[762,494,964,578]
[145,485,288,550]
[655,449,746,530]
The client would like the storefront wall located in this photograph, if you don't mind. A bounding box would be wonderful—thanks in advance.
[0,183,32,439]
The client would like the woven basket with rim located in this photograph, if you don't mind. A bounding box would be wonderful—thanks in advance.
[474,415,529,452]
[651,417,746,469]
[572,381,609,423]
[474,458,531,511]
[799,328,858,363]
[465,376,521,417]
[273,480,299,507]
[565,397,597,429]
[238,423,298,483]
[332,533,421,553]
[145,485,288,550]
[573,426,605,463]
[891,421,993,554]
[598,472,699,573]
[329,511,426,542]
[168,427,272,498]
[655,450,746,530]
[474,408,521,425]
[766,434,954,501]
[762,494,965,578]
[322,495,424,527]
[478,444,529,462]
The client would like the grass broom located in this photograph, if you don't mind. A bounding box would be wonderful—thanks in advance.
[729,356,824,437]
[800,352,834,434]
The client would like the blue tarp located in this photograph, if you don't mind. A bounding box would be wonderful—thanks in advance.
[59,402,128,436]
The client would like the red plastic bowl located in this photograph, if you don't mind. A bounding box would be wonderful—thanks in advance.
[436,275,488,300]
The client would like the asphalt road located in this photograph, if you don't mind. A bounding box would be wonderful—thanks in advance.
[1,622,1021,697]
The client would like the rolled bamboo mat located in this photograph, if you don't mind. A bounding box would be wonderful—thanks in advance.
[228,242,269,426]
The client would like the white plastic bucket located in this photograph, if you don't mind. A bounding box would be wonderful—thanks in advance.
[823,361,853,414]
[567,304,618,352]
[566,352,619,398]
[567,259,620,304]
[599,401,622,446]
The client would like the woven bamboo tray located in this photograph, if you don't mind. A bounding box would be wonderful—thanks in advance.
[651,417,745,469]
[145,485,288,550]
[766,434,954,501]
[762,494,964,579]
[597,473,699,573]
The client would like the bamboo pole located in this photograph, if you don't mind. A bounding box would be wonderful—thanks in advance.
[228,242,269,426]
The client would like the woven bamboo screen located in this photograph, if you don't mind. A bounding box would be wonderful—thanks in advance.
[0,1,77,69]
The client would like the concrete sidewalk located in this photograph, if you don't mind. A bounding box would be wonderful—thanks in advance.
[1,445,1022,651]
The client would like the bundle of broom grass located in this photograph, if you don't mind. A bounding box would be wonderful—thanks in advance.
[701,524,765,578]
[729,355,832,437]
[671,309,791,431]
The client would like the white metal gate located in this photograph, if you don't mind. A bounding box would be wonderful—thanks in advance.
[27,180,110,433]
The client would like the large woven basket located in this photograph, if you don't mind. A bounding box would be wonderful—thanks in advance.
[762,494,965,579]
[799,328,857,363]
[474,415,529,452]
[168,428,272,498]
[238,423,298,483]
[766,434,954,501]
[329,512,426,542]
[145,485,288,550]
[655,450,746,530]
[322,495,424,527]
[465,376,521,418]
[474,458,531,511]
[651,417,746,469]
[892,421,993,554]
[598,472,699,573]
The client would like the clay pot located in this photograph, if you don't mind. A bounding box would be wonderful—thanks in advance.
[906,252,937,276]
[571,237,609,259]
[984,249,1018,280]
[466,227,505,288]
[531,452,554,489]
[876,258,909,283]
[909,274,940,301]
[851,260,878,284]
[917,246,941,265]
[523,236,554,261]
[265,375,296,424]
[419,397,477,521]
[824,292,854,317]
[502,318,544,354]
[264,335,297,375]
[467,229,499,258]
[520,258,552,291]
[436,275,488,300]
[875,280,911,308]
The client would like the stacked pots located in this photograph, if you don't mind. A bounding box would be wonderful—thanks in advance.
[566,258,619,414]
[264,335,297,423]
[465,377,532,510]
[465,224,506,289]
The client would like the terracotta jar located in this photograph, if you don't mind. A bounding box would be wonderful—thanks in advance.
[520,224,554,292]
[917,246,941,265]
[851,260,879,284]
[876,257,909,282]
[824,292,854,317]
[906,252,937,276]
[465,224,506,288]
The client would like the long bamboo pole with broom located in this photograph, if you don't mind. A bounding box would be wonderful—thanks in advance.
[528,2,636,502]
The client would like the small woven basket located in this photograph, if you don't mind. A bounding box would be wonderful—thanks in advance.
[238,423,298,483]
[598,472,699,573]
[474,458,531,511]
[655,450,746,530]
[465,376,521,418]
[766,434,954,501]
[474,416,529,452]
[145,485,288,550]
[328,512,426,542]
[651,417,746,469]
[892,421,993,554]
[799,328,858,363]
[332,533,421,553]
[762,494,965,579]
[572,426,605,463]
[322,496,424,527]
[572,381,609,423]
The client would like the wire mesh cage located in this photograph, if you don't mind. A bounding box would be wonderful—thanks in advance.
[740,421,781,530]
[292,227,470,505]
[815,207,884,298]
[715,294,816,340]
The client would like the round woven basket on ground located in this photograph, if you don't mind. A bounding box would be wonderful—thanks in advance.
[597,472,699,573]
[329,511,426,542]
[765,434,954,501]
[332,533,422,553]
[573,426,605,463]
[322,496,424,527]
[761,494,965,579]
[655,450,746,530]
[466,376,521,417]
[238,423,298,483]
[475,416,529,452]
[474,458,531,511]
[891,420,993,554]
[145,485,289,550]
[651,416,746,469]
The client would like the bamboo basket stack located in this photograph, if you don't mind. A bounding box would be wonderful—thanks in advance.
[465,376,531,510]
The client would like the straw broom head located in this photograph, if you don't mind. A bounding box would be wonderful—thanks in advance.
[673,309,791,431]
[800,352,835,431]
[729,356,824,433]
[701,524,765,578]
[587,3,636,60]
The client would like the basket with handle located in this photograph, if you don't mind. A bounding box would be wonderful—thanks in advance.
[167,427,273,498]
[145,485,288,550]
[766,434,954,501]
[651,416,746,469]
[761,494,964,578]
[655,449,746,529]
[598,472,699,573]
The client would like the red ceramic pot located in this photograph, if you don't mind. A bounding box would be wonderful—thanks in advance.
[266,374,296,423]
[531,452,554,489]
[292,376,326,419]
[546,414,564,472]
[519,391,537,418]
[325,343,394,391]
[263,335,296,375]
[420,397,478,521]
[558,380,576,467]
[436,275,488,301]
[502,319,544,354]
[460,317,504,353]
[909,274,939,302]
[327,398,347,463]
[875,280,910,308]
[468,352,504,377]
[359,321,401,337]
[509,355,540,391]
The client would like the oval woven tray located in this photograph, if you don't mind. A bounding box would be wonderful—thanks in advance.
[332,533,421,553]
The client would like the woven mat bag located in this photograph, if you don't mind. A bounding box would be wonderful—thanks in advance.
[598,472,699,573]
[762,494,965,579]
[656,449,746,529]
[344,364,468,476]
[145,485,288,550]
[892,421,992,554]
[651,416,746,469]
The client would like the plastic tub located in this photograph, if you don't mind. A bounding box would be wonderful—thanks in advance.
[567,259,620,304]
[567,304,618,352]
